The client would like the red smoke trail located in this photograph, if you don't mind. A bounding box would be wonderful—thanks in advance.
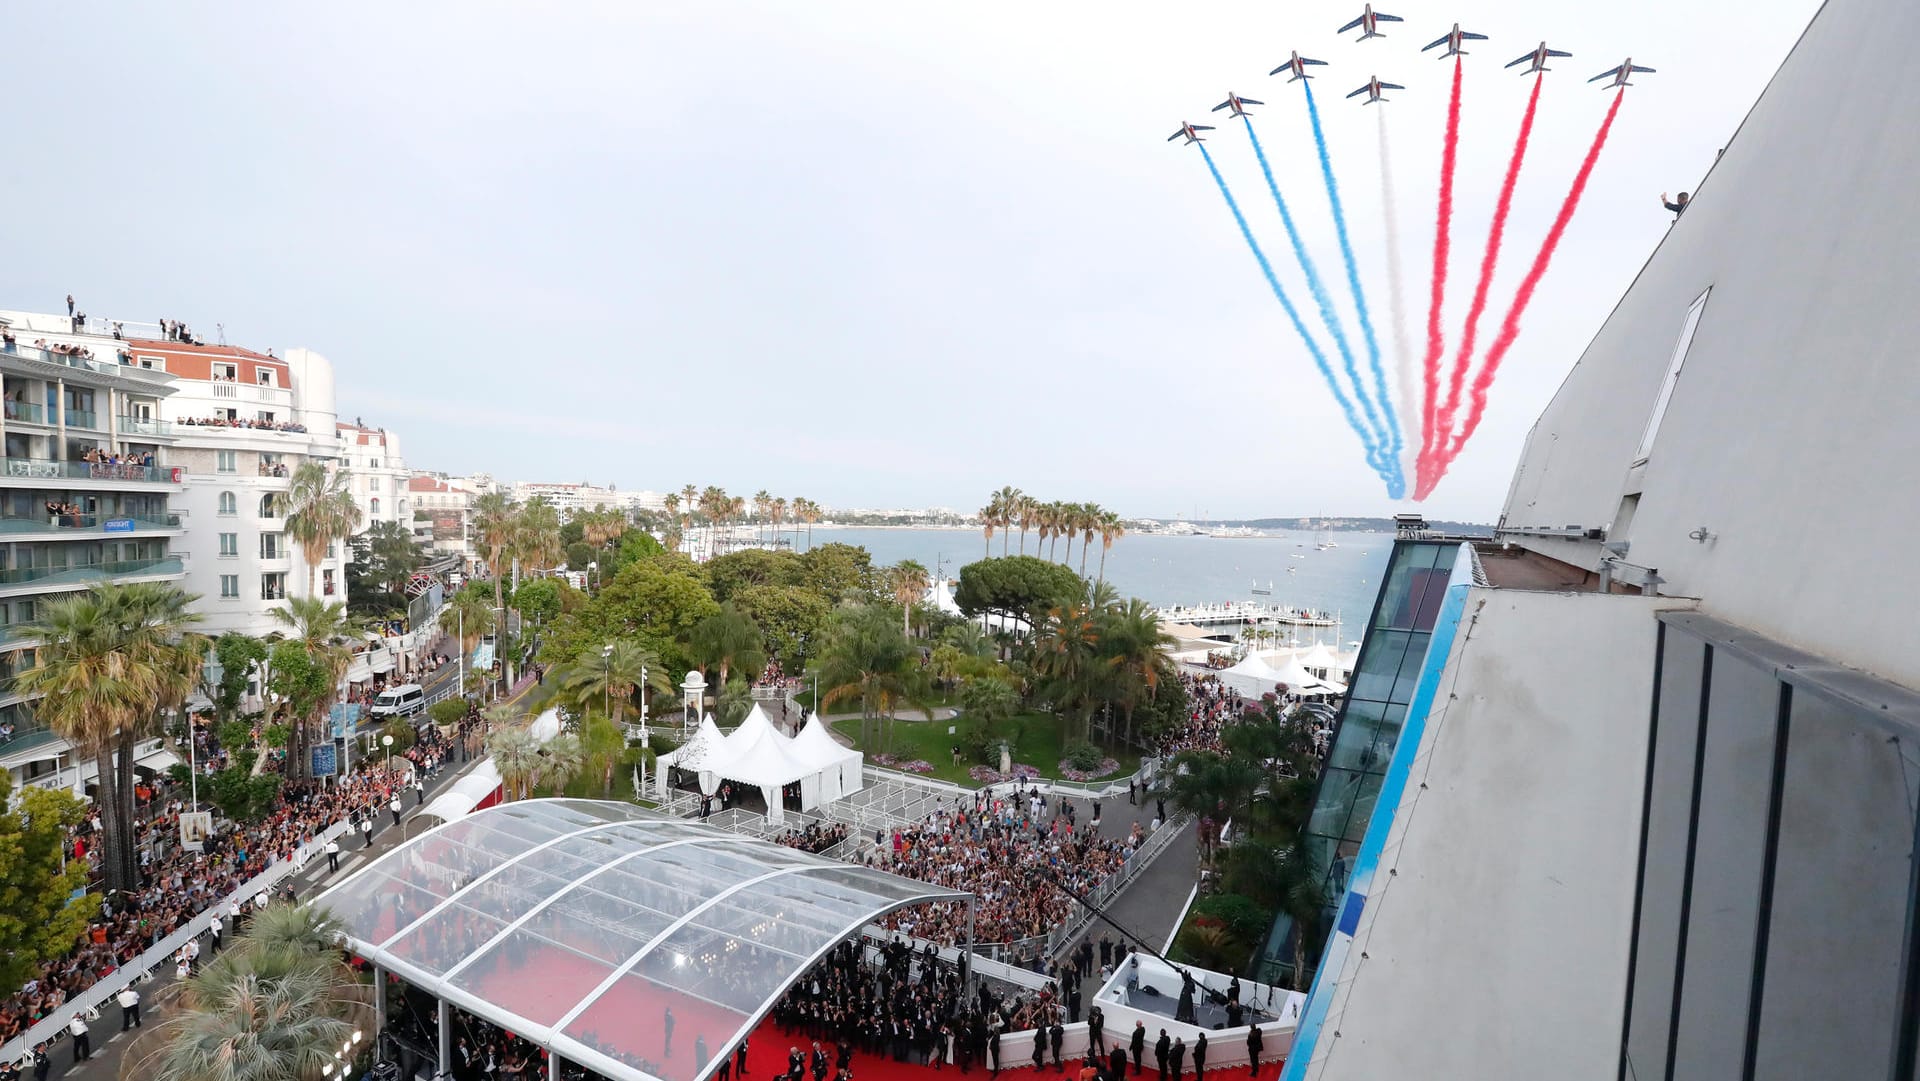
[1417,56,1464,493]
[1420,88,1626,499]
[1428,71,1543,486]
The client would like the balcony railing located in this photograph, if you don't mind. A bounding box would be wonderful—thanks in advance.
[0,556,184,588]
[0,514,181,534]
[64,409,98,430]
[4,401,45,424]
[1,458,177,483]
[116,416,173,436]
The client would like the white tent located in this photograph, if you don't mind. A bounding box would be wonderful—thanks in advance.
[419,759,503,823]
[1218,651,1293,697]
[924,578,965,618]
[792,713,865,805]
[1299,642,1341,677]
[655,705,862,824]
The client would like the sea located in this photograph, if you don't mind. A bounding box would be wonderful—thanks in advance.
[805,527,1394,646]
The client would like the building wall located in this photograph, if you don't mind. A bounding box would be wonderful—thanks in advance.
[337,424,409,532]
[1498,0,1920,691]
[1302,588,1690,1081]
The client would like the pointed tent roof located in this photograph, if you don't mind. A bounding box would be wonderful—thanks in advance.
[793,712,861,771]
[659,714,727,771]
[1299,642,1340,673]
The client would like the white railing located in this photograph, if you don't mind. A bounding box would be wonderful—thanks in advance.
[1043,811,1193,962]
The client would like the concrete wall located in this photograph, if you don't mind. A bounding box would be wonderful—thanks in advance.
[1305,588,1692,1081]
[1499,0,1920,691]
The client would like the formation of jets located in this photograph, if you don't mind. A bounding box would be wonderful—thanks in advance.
[1170,8,1650,139]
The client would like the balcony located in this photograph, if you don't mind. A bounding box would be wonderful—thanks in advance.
[64,409,98,430]
[4,401,45,424]
[1,458,178,484]
[175,417,312,435]
[117,416,173,437]
[0,514,181,535]
[0,556,184,590]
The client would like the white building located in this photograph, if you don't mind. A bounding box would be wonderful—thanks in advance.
[116,339,350,637]
[0,310,191,789]
[409,472,481,569]
[336,421,409,534]
[1282,4,1920,1079]
[509,480,659,519]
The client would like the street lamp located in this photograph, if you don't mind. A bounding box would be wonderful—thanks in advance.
[381,733,394,772]
[638,662,649,744]
[602,643,613,721]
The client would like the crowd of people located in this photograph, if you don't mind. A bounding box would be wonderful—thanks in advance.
[82,447,157,470]
[1156,674,1245,757]
[772,937,969,1073]
[775,822,851,855]
[862,786,1134,949]
[179,415,309,433]
[0,717,470,1046]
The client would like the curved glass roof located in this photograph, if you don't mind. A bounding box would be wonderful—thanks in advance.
[319,799,967,1081]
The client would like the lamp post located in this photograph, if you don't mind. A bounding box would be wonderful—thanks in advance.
[601,642,613,721]
[638,663,649,744]
[381,733,394,772]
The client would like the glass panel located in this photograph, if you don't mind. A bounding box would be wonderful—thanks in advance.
[386,902,509,976]
[1350,630,1413,701]
[1752,692,1919,1079]
[1623,628,1708,1080]
[1372,543,1441,630]
[1672,652,1779,1081]
[563,969,744,1081]
[1307,767,1365,838]
[1341,771,1386,845]
[327,868,451,946]
[1325,701,1387,771]
[1387,631,1434,703]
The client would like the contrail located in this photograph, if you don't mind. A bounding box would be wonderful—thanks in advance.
[1416,56,1464,494]
[1195,142,1389,487]
[1423,89,1627,497]
[1376,107,1418,486]
[1432,70,1544,483]
[1243,115,1389,480]
[1304,81,1405,498]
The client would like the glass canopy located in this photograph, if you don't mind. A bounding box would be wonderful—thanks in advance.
[319,799,969,1081]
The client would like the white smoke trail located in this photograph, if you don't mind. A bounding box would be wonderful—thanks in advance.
[1377,107,1419,487]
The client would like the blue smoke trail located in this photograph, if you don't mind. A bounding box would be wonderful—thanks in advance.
[1242,115,1389,479]
[1303,82,1406,498]
[1196,143,1389,486]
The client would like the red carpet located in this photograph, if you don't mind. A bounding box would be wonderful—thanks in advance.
[732,1024,1287,1081]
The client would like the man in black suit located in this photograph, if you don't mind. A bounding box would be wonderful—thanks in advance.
[1169,1038,1186,1081]
[1154,1030,1170,1081]
[1129,1023,1147,1076]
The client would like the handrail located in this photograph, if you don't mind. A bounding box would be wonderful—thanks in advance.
[1043,810,1193,962]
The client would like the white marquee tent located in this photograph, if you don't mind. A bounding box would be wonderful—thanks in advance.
[654,705,865,823]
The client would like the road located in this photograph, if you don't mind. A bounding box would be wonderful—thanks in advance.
[34,745,488,1081]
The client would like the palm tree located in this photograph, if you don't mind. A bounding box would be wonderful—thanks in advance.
[978,501,997,558]
[663,492,681,526]
[770,497,789,549]
[513,497,563,575]
[1096,510,1126,583]
[446,588,494,665]
[472,491,517,632]
[127,903,368,1081]
[18,583,203,892]
[889,560,931,639]
[753,490,772,544]
[799,498,821,550]
[689,603,766,689]
[989,487,1021,556]
[552,641,671,729]
[816,604,933,752]
[486,725,543,801]
[1032,599,1101,740]
[577,712,626,795]
[537,732,586,794]
[1048,501,1069,562]
[270,597,361,778]
[1015,494,1035,555]
[279,461,362,599]
[1078,503,1100,575]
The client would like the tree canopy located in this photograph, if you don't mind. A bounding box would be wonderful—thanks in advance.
[0,773,94,995]
[953,555,1085,632]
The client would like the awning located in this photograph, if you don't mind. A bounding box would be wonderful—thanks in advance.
[136,748,182,772]
[345,660,375,684]
[419,759,504,823]
[369,650,396,674]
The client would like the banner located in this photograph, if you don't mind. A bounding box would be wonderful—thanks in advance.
[330,702,365,739]
[309,743,338,778]
[178,811,213,852]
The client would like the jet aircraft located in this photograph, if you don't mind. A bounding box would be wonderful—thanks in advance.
[1505,41,1572,74]
[1210,93,1265,119]
[1345,76,1404,105]
[1167,122,1216,145]
[1422,23,1489,58]
[1337,5,1402,41]
[1269,51,1328,83]
[1588,58,1656,88]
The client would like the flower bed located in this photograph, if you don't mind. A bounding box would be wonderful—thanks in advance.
[872,753,934,774]
[1056,757,1121,781]
[967,763,1043,785]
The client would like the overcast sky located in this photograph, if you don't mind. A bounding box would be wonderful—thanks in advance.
[0,1,1818,520]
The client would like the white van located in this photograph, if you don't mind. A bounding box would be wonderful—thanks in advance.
[370,683,427,720]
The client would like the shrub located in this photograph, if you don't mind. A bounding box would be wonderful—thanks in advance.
[1061,740,1105,772]
[1192,892,1274,947]
[428,698,468,728]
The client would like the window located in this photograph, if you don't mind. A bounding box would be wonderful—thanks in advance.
[212,362,237,381]
[326,542,337,560]
[217,491,237,516]
[219,575,239,599]
[218,532,238,557]
[260,533,283,559]
[323,568,337,596]
[256,369,275,387]
[216,450,237,474]
[14,600,32,623]
[259,494,278,518]
[257,411,275,424]
[370,497,381,516]
[136,355,165,371]
[260,573,286,601]
[1635,288,1711,465]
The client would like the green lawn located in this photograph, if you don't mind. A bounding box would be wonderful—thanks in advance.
[532,767,657,805]
[830,711,1139,787]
